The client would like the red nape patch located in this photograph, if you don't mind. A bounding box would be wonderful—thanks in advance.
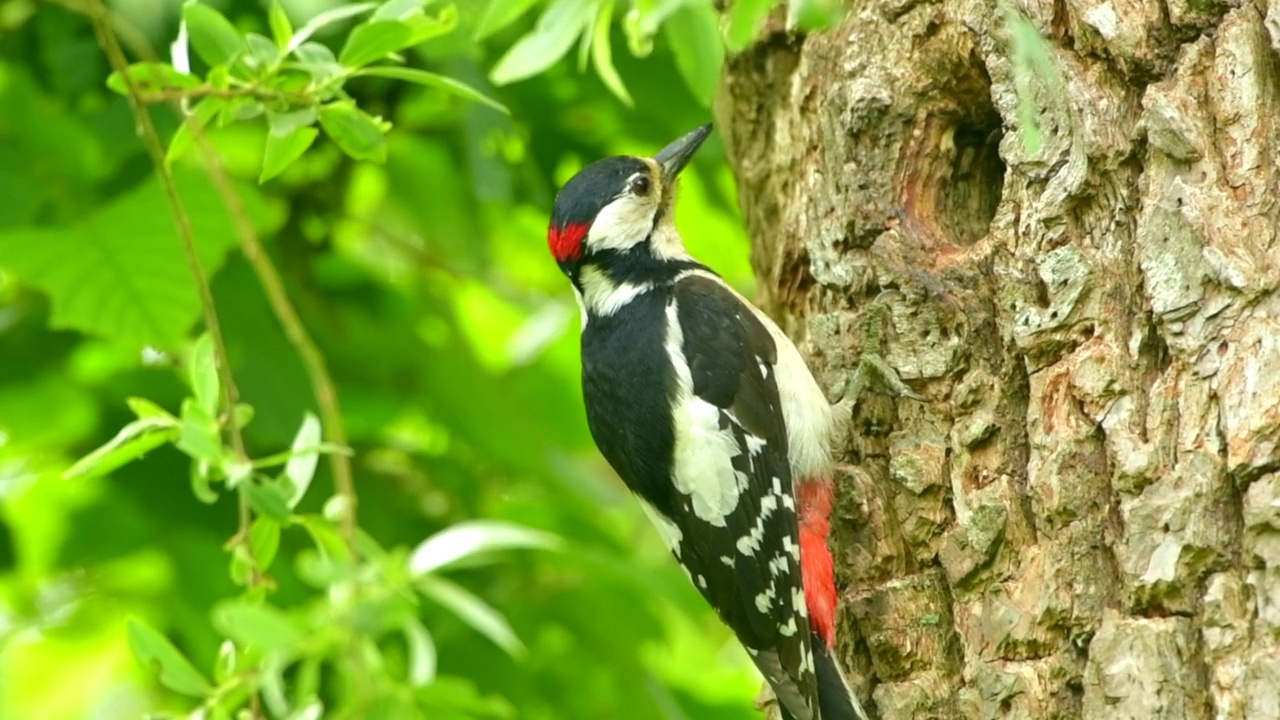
[548,222,588,263]
[797,477,838,648]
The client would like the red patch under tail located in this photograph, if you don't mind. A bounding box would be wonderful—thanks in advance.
[797,476,838,649]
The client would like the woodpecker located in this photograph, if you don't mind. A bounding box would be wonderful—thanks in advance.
[547,125,869,720]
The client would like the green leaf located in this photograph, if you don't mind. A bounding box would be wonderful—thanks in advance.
[403,619,436,687]
[403,5,458,44]
[62,415,180,480]
[183,3,245,67]
[318,102,387,162]
[1006,8,1058,154]
[354,67,508,114]
[339,20,414,67]
[245,33,280,70]
[416,575,524,657]
[176,398,223,465]
[269,1,293,49]
[373,0,427,21]
[590,1,631,106]
[251,516,282,568]
[106,62,200,96]
[284,412,322,507]
[242,477,293,521]
[166,97,223,166]
[287,2,378,53]
[127,397,175,420]
[408,520,559,576]
[191,467,219,504]
[0,170,260,348]
[294,515,351,561]
[260,125,319,183]
[724,0,772,52]
[788,0,844,30]
[213,600,302,654]
[126,618,214,697]
[189,332,219,416]
[293,42,344,85]
[662,2,722,107]
[475,0,539,40]
[489,0,595,85]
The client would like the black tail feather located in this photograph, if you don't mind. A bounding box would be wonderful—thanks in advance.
[813,634,873,720]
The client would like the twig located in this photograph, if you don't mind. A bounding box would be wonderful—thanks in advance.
[84,2,263,716]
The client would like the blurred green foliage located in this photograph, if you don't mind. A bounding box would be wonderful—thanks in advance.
[0,0,789,718]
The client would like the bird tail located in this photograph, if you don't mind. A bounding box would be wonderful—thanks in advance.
[813,632,872,720]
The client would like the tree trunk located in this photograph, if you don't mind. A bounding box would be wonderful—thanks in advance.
[715,1,1280,717]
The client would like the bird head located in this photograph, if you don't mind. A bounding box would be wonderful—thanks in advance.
[546,124,712,281]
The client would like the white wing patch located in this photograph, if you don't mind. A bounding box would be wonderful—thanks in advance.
[664,299,754,527]
[672,269,835,480]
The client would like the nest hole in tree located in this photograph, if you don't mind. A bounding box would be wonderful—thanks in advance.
[940,104,1005,246]
[904,54,1007,248]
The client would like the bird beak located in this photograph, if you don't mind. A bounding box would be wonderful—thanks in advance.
[655,124,712,182]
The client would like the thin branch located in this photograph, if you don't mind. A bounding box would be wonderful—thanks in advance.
[85,2,263,716]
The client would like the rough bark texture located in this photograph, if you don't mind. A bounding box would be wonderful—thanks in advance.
[716,0,1280,717]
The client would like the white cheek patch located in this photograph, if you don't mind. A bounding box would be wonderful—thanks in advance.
[587,195,657,253]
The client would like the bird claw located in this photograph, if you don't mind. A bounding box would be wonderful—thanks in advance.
[836,294,925,409]
[754,682,783,720]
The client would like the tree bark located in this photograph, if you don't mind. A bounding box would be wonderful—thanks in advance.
[716,0,1280,717]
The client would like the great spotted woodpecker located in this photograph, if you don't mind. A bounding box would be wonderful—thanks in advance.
[547,125,870,720]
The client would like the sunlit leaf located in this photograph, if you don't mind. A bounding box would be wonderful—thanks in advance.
[284,412,322,507]
[0,171,260,347]
[286,2,378,53]
[409,520,559,576]
[489,0,595,85]
[590,1,632,106]
[176,398,222,465]
[189,332,219,416]
[245,32,280,69]
[127,397,174,420]
[339,20,413,67]
[403,5,458,44]
[663,2,722,107]
[416,575,525,657]
[126,618,214,697]
[293,41,344,85]
[166,97,223,166]
[213,600,303,654]
[476,0,539,39]
[261,125,319,183]
[373,0,427,21]
[269,1,293,48]
[183,3,245,67]
[62,415,180,480]
[251,516,282,568]
[788,0,844,29]
[404,619,437,687]
[724,0,772,52]
[214,640,237,683]
[318,102,387,162]
[354,66,508,113]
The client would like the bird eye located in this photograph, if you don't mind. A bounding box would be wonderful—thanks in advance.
[629,174,652,197]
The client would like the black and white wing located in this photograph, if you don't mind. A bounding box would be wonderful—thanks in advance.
[659,272,817,720]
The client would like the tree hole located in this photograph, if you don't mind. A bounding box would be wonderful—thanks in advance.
[941,109,1005,246]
